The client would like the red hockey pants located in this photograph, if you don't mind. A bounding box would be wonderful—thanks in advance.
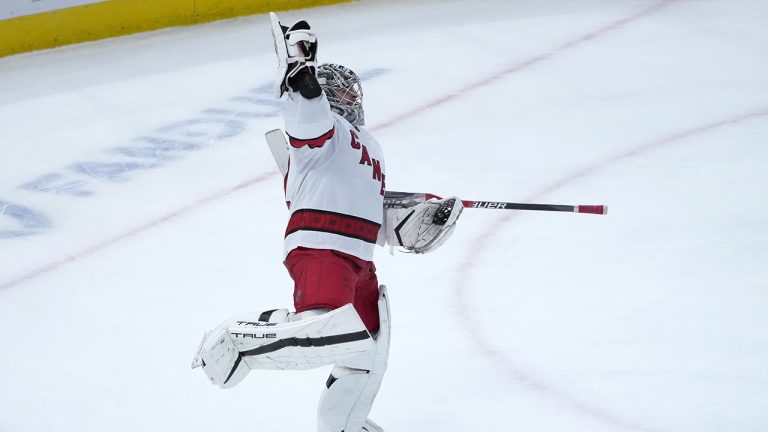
[284,247,380,334]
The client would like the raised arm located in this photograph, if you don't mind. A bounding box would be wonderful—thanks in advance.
[270,13,335,146]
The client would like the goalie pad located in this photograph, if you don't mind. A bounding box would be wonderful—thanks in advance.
[383,197,463,254]
[318,286,391,432]
[192,304,373,389]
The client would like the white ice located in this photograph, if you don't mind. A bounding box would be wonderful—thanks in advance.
[1,0,767,431]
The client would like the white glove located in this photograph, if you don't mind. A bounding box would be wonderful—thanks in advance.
[383,197,463,253]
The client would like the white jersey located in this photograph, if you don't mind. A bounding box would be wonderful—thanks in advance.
[282,92,385,261]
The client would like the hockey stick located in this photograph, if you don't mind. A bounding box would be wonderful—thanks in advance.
[264,129,607,215]
[383,191,607,215]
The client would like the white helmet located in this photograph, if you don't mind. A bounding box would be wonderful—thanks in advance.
[317,64,364,126]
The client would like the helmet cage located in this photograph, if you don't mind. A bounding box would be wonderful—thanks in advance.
[317,64,364,126]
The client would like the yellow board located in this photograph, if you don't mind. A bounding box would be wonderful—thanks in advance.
[0,0,351,58]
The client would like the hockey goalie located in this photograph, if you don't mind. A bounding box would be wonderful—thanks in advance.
[191,13,463,432]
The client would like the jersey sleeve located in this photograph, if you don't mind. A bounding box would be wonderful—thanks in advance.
[283,92,335,148]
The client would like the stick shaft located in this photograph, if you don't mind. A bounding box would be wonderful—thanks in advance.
[384,192,607,215]
[266,130,606,216]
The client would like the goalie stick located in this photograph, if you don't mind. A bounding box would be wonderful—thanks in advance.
[382,191,606,215]
[264,129,607,215]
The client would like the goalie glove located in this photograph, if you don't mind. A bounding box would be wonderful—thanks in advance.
[383,197,463,254]
[269,12,322,99]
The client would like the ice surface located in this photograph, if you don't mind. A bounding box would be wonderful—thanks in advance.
[1,0,767,431]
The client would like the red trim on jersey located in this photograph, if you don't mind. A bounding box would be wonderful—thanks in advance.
[285,209,381,243]
[288,128,335,149]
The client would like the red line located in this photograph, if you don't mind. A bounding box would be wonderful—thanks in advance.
[0,0,675,306]
[371,0,679,132]
[1,0,757,428]
[0,0,679,298]
[452,108,768,432]
[534,110,768,199]
[0,172,276,292]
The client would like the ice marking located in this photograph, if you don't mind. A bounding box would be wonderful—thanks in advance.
[451,108,768,432]
[1,68,389,240]
[0,200,53,239]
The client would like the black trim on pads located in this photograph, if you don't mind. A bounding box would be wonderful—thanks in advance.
[394,210,415,247]
[326,373,338,388]
[223,354,243,385]
[259,309,278,322]
[241,330,371,357]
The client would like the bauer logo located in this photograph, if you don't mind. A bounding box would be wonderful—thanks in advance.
[472,201,508,209]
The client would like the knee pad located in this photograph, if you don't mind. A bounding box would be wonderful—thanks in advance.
[318,286,391,432]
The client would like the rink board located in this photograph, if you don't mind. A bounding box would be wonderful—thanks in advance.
[0,0,350,58]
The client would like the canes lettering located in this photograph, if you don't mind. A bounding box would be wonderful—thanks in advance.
[350,129,385,195]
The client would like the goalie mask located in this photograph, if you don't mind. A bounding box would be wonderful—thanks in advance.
[317,64,365,127]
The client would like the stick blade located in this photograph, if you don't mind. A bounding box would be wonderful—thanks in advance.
[265,128,289,176]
